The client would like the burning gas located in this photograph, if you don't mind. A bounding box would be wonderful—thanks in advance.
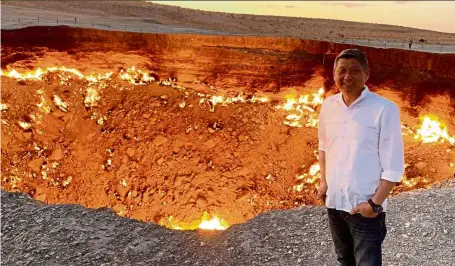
[198,212,229,230]
[2,65,454,230]
[275,88,324,128]
[119,66,155,85]
[414,115,455,145]
[159,211,229,231]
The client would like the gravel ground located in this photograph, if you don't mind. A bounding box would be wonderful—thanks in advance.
[1,183,454,266]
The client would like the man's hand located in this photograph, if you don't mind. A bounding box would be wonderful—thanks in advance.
[316,180,327,204]
[349,202,378,218]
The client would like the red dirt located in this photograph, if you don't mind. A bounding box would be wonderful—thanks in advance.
[1,26,454,229]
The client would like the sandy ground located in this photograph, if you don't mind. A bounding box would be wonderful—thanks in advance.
[3,0,455,48]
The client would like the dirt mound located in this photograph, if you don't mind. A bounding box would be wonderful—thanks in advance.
[1,26,454,229]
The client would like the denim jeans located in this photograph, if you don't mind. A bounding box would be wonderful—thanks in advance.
[327,208,387,266]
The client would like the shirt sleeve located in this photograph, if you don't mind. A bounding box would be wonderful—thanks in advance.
[379,103,405,182]
[318,100,326,152]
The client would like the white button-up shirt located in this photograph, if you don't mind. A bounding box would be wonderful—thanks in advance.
[318,86,404,212]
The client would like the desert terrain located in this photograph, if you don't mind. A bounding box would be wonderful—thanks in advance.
[3,1,455,45]
[1,1,455,265]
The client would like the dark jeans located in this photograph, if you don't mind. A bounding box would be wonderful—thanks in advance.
[327,208,387,266]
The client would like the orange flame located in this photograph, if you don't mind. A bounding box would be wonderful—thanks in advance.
[119,66,155,85]
[276,88,324,128]
[414,115,454,145]
[293,162,321,192]
[197,212,229,230]
[160,211,229,231]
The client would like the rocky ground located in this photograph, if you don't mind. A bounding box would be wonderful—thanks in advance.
[1,181,454,266]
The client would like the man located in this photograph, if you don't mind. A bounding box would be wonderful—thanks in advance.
[317,49,404,266]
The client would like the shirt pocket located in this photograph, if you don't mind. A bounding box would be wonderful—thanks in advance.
[347,123,380,157]
[345,123,379,142]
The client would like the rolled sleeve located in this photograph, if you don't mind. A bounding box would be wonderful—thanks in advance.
[379,103,405,182]
[318,101,326,152]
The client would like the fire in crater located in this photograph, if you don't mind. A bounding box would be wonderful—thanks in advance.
[1,28,454,231]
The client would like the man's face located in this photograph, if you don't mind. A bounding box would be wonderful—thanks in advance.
[333,58,370,94]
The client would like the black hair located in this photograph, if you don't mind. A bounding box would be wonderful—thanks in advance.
[334,49,369,70]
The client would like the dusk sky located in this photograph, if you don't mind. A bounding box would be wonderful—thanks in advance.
[152,1,455,33]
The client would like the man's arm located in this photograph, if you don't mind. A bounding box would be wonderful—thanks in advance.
[373,103,405,205]
[319,151,326,184]
[371,179,396,205]
[350,103,404,216]
[317,102,327,202]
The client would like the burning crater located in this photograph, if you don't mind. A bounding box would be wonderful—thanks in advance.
[1,26,455,230]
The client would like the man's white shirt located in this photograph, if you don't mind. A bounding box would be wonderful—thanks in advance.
[318,86,404,212]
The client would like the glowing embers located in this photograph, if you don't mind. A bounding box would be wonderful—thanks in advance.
[4,64,455,231]
[414,115,455,145]
[85,72,114,83]
[1,103,9,111]
[398,163,432,190]
[53,95,68,112]
[18,121,32,130]
[84,87,102,107]
[160,211,229,231]
[37,94,51,114]
[1,67,80,81]
[293,162,321,193]
[1,65,272,113]
[197,212,230,230]
[119,66,155,85]
[1,66,113,83]
[275,88,324,128]
[1,68,44,80]
[398,114,455,190]
[198,93,269,112]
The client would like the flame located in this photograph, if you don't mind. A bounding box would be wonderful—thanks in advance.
[160,211,229,231]
[2,66,270,115]
[197,212,229,230]
[47,66,84,78]
[276,88,324,128]
[195,92,268,112]
[0,103,8,111]
[53,95,68,112]
[84,87,101,107]
[4,65,454,201]
[293,162,321,192]
[18,121,32,130]
[119,66,155,85]
[309,163,321,176]
[86,72,113,83]
[37,96,52,114]
[1,67,112,83]
[401,175,419,187]
[414,115,454,145]
[396,115,455,190]
[2,68,44,80]
[2,67,116,114]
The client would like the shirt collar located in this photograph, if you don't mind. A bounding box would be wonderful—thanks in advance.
[336,85,370,108]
